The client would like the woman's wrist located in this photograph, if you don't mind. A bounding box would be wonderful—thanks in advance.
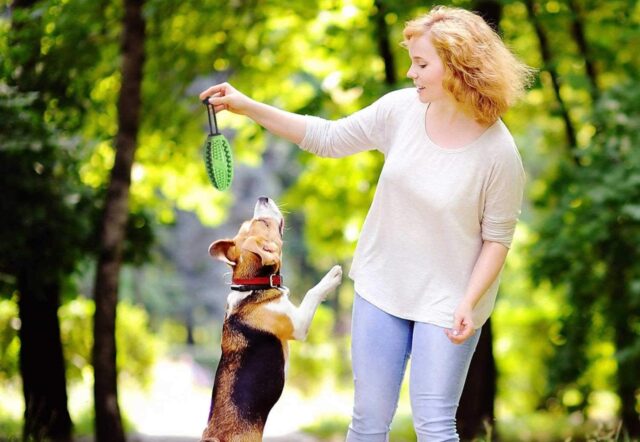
[458,296,476,310]
[244,99,267,126]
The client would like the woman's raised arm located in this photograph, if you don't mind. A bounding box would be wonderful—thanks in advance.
[199,82,307,145]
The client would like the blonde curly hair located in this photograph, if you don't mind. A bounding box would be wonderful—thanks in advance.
[402,6,535,124]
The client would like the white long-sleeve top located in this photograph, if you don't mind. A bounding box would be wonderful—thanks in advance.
[299,88,525,329]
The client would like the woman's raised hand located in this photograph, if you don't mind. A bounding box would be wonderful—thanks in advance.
[199,82,253,116]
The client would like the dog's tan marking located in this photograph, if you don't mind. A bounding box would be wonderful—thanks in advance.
[245,305,295,341]
[229,289,294,341]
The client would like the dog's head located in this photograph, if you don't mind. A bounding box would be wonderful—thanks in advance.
[209,197,284,276]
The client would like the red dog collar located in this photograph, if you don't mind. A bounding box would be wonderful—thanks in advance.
[231,274,282,291]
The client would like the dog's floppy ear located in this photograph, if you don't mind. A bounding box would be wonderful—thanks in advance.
[241,236,280,266]
[209,239,236,266]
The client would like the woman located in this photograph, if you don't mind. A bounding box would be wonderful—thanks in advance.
[200,5,533,441]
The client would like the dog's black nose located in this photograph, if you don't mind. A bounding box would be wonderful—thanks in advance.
[257,196,269,204]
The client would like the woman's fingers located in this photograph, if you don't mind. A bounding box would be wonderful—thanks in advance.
[207,93,225,106]
[199,82,230,101]
[200,83,249,115]
[444,320,475,344]
[200,91,230,114]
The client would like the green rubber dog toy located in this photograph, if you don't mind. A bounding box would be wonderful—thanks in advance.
[203,98,233,191]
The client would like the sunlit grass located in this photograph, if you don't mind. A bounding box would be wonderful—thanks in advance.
[498,414,628,441]
[0,351,343,440]
[0,377,137,440]
[0,380,23,440]
[0,350,632,441]
[302,412,628,442]
[301,413,417,442]
[0,407,21,441]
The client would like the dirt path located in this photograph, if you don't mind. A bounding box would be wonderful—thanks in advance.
[78,433,319,442]
[101,356,348,442]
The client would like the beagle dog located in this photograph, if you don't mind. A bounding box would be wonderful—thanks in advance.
[201,196,342,442]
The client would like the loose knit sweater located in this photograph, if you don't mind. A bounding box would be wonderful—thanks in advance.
[299,88,525,329]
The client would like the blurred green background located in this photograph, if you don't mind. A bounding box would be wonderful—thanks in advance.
[1,0,639,441]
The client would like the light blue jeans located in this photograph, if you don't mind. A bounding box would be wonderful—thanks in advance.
[346,294,481,442]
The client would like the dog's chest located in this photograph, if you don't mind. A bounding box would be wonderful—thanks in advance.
[226,291,249,313]
[225,289,289,314]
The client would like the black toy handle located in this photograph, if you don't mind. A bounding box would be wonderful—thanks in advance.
[202,98,220,135]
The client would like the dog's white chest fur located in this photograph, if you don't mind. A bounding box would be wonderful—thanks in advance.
[226,291,250,313]
[225,287,291,314]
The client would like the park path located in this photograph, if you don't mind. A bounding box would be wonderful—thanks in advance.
[96,355,348,442]
[78,433,319,442]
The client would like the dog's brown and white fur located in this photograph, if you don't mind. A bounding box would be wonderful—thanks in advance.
[201,197,342,442]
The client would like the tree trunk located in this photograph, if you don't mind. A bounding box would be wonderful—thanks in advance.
[18,276,72,442]
[372,0,397,86]
[92,1,145,441]
[186,308,195,346]
[567,0,599,103]
[457,318,496,440]
[609,243,640,437]
[523,0,579,163]
[615,322,640,436]
[473,0,502,32]
[10,2,73,441]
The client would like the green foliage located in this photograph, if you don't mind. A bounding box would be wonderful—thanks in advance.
[114,302,160,387]
[0,83,153,296]
[0,299,20,383]
[493,226,560,415]
[0,394,138,440]
[157,318,190,346]
[0,406,23,441]
[65,405,137,438]
[2,0,117,132]
[529,81,640,409]
[497,414,628,442]
[0,297,159,388]
[302,414,350,440]
[288,305,351,394]
[0,85,95,289]
[58,298,160,388]
[302,412,418,442]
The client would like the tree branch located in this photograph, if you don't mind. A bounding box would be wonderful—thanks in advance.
[524,0,580,165]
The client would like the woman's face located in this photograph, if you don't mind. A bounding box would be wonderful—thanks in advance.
[406,32,447,103]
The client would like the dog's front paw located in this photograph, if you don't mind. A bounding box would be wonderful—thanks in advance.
[320,265,343,292]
